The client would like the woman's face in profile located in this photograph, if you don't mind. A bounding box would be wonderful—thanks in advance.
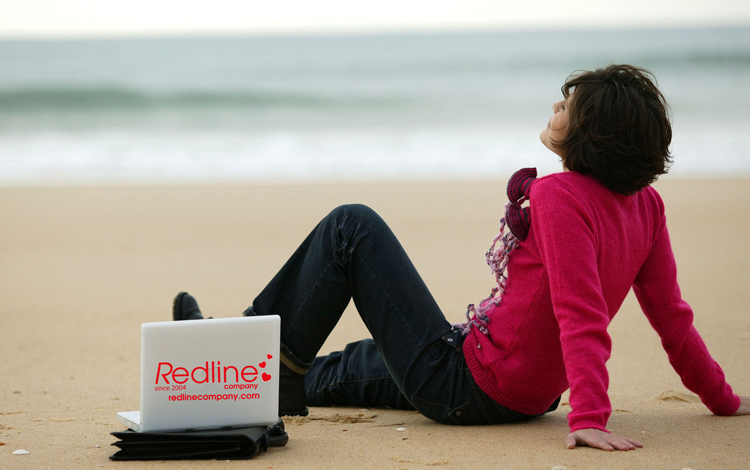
[540,94,572,159]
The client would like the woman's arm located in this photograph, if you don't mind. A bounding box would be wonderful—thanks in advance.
[534,183,644,451]
[531,179,638,448]
[632,218,741,416]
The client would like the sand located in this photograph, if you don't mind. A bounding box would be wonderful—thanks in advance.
[0,178,748,469]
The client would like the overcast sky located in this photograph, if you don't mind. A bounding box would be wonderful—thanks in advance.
[2,0,750,39]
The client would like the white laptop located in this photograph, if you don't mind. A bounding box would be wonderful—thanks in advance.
[117,315,280,432]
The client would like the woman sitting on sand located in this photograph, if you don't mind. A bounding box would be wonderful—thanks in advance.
[174,64,749,451]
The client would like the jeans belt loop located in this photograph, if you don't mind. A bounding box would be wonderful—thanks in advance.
[442,329,461,352]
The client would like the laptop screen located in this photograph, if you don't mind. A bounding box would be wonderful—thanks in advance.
[139,315,280,432]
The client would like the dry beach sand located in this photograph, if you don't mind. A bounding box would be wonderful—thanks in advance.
[0,178,748,469]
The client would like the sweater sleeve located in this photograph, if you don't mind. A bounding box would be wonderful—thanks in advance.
[632,211,740,416]
[531,179,613,433]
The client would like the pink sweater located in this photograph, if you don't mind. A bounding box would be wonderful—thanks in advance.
[463,171,740,432]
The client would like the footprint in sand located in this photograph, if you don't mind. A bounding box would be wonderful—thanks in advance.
[390,456,450,466]
[284,412,378,425]
[656,390,700,403]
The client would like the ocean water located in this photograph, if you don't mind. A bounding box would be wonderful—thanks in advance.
[1,27,749,184]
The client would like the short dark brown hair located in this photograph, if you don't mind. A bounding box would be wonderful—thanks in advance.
[555,64,672,195]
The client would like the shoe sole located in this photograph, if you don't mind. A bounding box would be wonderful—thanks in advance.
[279,407,309,417]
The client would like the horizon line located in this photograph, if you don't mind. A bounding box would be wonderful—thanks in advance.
[1,21,749,43]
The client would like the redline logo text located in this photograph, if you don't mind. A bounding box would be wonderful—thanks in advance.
[155,361,259,385]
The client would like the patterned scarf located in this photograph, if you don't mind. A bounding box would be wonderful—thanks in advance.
[453,168,538,336]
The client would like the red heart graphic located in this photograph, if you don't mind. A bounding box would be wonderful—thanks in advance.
[267,354,273,359]
[262,373,272,382]
[259,361,266,369]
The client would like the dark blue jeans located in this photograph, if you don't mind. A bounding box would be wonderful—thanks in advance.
[247,204,548,425]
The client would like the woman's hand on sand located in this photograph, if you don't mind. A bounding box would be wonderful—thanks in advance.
[566,429,643,451]
[733,396,750,415]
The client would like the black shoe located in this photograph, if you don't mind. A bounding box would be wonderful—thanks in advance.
[172,292,205,321]
[278,362,309,417]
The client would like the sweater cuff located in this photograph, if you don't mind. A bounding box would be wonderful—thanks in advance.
[569,420,610,433]
[710,393,741,416]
